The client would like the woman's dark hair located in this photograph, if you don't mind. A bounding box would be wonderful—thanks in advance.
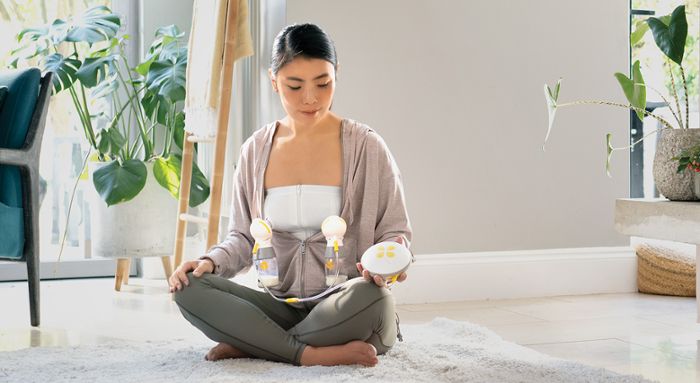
[270,23,337,76]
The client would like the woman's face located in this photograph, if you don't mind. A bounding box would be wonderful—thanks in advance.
[270,57,336,125]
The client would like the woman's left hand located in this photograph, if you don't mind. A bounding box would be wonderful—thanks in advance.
[356,236,409,287]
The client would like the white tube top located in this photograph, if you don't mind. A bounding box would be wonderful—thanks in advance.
[263,185,342,241]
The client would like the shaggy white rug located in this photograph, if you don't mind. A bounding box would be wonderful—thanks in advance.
[0,318,655,383]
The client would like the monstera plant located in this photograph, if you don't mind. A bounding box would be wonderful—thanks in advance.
[9,5,209,207]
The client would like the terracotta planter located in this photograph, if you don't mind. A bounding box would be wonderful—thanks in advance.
[652,128,700,201]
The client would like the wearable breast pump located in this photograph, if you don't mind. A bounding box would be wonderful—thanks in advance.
[321,215,347,286]
[249,215,350,304]
[250,218,278,287]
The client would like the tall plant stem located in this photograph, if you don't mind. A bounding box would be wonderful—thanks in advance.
[54,147,92,271]
[612,125,671,151]
[557,100,675,130]
[116,69,150,159]
[120,55,153,158]
[73,43,98,146]
[648,85,684,130]
[667,59,684,129]
[679,65,690,129]
[67,86,96,150]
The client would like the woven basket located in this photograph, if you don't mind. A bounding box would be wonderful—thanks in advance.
[635,243,696,297]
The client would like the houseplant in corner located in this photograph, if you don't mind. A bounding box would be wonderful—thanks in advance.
[543,4,698,200]
[8,6,211,259]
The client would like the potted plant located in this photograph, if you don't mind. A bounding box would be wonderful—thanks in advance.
[543,4,698,200]
[8,5,210,257]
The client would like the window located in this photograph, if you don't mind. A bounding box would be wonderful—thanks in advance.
[630,0,699,197]
[0,0,130,280]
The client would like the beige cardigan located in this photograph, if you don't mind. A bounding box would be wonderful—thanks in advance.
[201,118,413,305]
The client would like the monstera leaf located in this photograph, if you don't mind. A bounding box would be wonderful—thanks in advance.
[65,5,121,43]
[137,25,185,75]
[145,50,187,102]
[92,159,147,206]
[97,126,126,158]
[75,54,119,88]
[141,91,171,126]
[614,60,646,121]
[172,112,189,152]
[647,5,687,65]
[42,53,81,94]
[153,154,210,207]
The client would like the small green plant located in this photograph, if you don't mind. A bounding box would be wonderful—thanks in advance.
[543,4,692,176]
[673,144,700,172]
[8,5,209,207]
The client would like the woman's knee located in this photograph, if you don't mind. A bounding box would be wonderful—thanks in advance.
[172,272,214,307]
[346,278,393,302]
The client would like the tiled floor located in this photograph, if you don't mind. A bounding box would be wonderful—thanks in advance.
[0,275,698,383]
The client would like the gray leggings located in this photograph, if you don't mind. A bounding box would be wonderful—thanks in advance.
[173,272,398,365]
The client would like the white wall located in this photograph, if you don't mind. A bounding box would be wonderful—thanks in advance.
[287,0,631,255]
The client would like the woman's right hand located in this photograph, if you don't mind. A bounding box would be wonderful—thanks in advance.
[169,259,214,293]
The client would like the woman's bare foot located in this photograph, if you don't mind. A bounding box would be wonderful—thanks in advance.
[300,340,378,367]
[205,342,250,361]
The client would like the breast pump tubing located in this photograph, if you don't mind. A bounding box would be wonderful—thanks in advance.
[250,216,349,304]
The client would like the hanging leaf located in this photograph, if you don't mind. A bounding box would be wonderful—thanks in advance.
[90,73,119,99]
[172,112,191,152]
[65,5,121,44]
[542,78,562,151]
[141,91,171,126]
[647,5,687,65]
[48,19,69,44]
[17,25,49,42]
[153,154,210,207]
[42,53,81,94]
[92,159,147,206]
[145,50,187,102]
[89,36,120,58]
[614,60,646,121]
[135,55,156,76]
[97,126,126,158]
[155,24,185,40]
[75,54,119,88]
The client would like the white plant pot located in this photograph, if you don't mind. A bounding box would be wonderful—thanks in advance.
[88,161,178,260]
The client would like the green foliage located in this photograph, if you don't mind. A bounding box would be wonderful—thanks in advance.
[543,4,695,176]
[614,60,646,121]
[672,144,700,173]
[92,159,147,206]
[7,6,210,207]
[647,5,688,65]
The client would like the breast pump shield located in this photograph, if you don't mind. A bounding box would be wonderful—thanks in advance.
[250,218,279,287]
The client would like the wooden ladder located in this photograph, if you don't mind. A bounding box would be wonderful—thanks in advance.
[172,0,240,270]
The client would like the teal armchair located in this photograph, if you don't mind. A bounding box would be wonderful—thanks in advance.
[0,68,53,326]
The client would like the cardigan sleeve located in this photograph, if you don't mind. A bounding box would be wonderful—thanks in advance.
[370,133,413,248]
[198,140,255,278]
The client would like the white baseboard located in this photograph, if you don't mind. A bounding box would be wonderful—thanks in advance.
[391,246,638,305]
